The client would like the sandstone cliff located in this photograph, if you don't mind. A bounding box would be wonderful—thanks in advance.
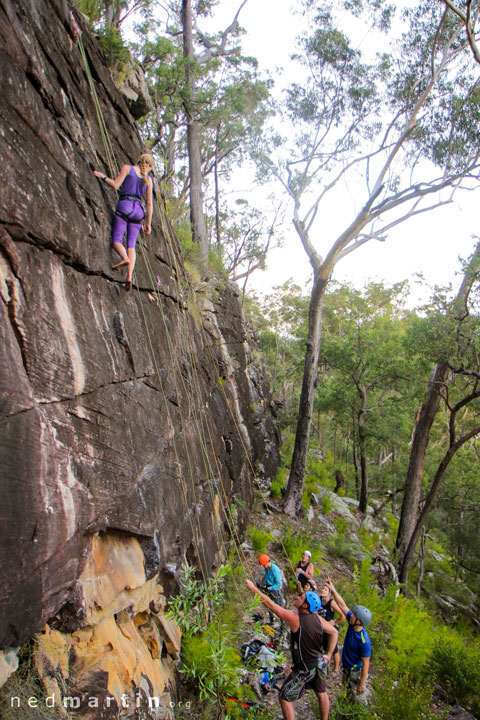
[0,0,279,714]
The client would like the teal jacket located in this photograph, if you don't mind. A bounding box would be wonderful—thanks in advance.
[263,562,282,591]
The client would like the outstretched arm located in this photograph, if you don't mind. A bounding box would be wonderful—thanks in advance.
[94,164,130,191]
[325,578,349,616]
[245,579,299,631]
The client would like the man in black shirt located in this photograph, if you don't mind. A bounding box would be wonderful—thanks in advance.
[246,580,338,720]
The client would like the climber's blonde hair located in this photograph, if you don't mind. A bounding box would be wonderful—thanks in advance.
[137,153,154,184]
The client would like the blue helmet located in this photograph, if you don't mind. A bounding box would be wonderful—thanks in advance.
[305,591,322,613]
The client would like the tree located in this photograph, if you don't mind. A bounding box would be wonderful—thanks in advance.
[75,0,154,28]
[182,0,209,258]
[268,1,480,515]
[396,241,480,587]
[318,283,417,511]
[442,0,480,64]
[134,0,273,271]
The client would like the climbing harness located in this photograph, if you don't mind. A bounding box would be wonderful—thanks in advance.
[70,4,301,603]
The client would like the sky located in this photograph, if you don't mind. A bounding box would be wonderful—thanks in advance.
[123,0,480,305]
[204,0,480,305]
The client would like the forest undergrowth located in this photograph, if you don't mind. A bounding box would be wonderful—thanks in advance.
[169,472,480,720]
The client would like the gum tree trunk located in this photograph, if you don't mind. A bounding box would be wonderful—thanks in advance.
[182,0,209,261]
[283,273,328,516]
[395,361,449,567]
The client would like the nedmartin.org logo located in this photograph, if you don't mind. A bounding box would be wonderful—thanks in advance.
[8,693,192,711]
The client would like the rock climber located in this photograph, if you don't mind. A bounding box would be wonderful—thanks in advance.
[257,554,284,624]
[325,578,372,704]
[295,550,315,590]
[245,581,338,720]
[94,153,153,291]
[318,583,345,674]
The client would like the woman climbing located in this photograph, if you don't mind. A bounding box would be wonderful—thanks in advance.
[94,154,154,291]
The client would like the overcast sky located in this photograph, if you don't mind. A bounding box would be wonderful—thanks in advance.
[122,1,480,304]
[206,0,479,305]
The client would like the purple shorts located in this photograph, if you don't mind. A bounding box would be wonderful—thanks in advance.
[111,199,144,249]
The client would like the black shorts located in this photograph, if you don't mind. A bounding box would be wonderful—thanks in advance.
[279,667,326,702]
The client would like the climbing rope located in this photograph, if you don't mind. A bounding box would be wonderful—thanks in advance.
[70,7,299,602]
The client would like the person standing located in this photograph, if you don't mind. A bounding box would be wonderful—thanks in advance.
[295,550,315,589]
[318,584,345,674]
[257,554,284,624]
[325,578,371,704]
[245,581,337,720]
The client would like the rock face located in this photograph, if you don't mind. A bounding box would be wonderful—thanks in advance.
[117,59,154,119]
[0,0,279,706]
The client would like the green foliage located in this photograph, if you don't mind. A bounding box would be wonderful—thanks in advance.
[373,668,445,720]
[282,529,322,570]
[168,564,257,717]
[301,454,344,509]
[426,629,480,714]
[386,597,436,673]
[248,526,273,554]
[167,564,230,634]
[358,525,380,554]
[96,25,130,67]
[269,467,288,498]
[322,492,334,516]
[207,244,227,277]
[326,535,356,564]
[269,480,283,499]
[329,693,371,720]
[333,515,349,537]
[180,628,245,702]
[347,560,433,664]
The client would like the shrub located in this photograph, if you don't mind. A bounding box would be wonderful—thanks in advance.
[249,526,273,554]
[282,529,322,568]
[325,536,355,564]
[328,692,371,720]
[358,526,380,554]
[333,515,349,537]
[271,467,288,499]
[373,668,445,720]
[269,480,283,499]
[322,492,334,516]
[426,629,480,714]
[386,598,436,673]
[168,564,257,718]
[95,25,130,67]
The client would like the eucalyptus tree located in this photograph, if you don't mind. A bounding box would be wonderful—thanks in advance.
[270,0,480,516]
[251,281,310,421]
[135,0,273,266]
[442,0,480,63]
[75,0,154,28]
[396,241,480,588]
[318,282,419,511]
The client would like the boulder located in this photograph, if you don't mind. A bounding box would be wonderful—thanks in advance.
[311,490,359,528]
[117,61,153,119]
[0,648,19,688]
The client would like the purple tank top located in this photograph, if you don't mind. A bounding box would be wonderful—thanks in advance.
[120,166,147,198]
